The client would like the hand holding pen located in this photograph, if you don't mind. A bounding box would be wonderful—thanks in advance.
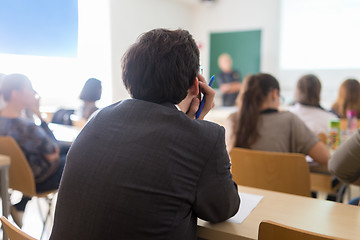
[195,74,215,120]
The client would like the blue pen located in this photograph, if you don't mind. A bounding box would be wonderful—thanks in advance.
[195,75,215,119]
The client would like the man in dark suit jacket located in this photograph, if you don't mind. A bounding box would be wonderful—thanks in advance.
[50,29,240,240]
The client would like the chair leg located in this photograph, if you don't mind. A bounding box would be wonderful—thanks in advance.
[336,184,348,202]
[36,197,54,240]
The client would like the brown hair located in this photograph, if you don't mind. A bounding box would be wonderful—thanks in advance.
[122,28,199,104]
[295,74,321,106]
[331,79,360,118]
[230,73,280,149]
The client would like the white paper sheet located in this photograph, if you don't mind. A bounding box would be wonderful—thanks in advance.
[227,192,264,224]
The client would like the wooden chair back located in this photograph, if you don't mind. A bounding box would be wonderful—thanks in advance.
[230,148,310,197]
[0,136,37,197]
[1,216,37,240]
[258,220,345,240]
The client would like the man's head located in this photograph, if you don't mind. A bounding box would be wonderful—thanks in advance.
[0,73,38,110]
[0,74,35,102]
[218,53,233,73]
[122,29,200,104]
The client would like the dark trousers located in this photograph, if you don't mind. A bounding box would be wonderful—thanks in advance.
[14,155,66,211]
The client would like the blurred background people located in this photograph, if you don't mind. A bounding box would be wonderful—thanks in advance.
[0,74,67,228]
[77,78,102,119]
[217,53,242,106]
[226,73,329,164]
[331,78,360,118]
[0,73,6,110]
[289,74,338,135]
[51,78,102,126]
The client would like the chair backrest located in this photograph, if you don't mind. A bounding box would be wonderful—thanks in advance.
[230,148,311,197]
[1,216,37,240]
[0,136,37,196]
[258,220,344,240]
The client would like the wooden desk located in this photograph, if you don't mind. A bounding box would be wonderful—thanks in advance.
[0,154,11,240]
[48,123,81,144]
[197,186,360,240]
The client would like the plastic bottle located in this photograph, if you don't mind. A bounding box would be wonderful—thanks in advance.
[329,119,340,150]
[346,110,358,135]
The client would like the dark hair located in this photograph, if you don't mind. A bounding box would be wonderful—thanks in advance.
[122,28,200,104]
[80,78,102,101]
[332,78,360,118]
[0,74,32,102]
[231,73,280,148]
[295,74,321,106]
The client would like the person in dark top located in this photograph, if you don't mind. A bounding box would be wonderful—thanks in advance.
[217,53,242,106]
[77,78,102,119]
[0,74,66,228]
[50,28,240,240]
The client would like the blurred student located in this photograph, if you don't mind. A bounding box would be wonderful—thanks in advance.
[329,129,360,205]
[77,78,102,119]
[0,74,66,228]
[0,73,6,110]
[52,78,102,126]
[217,53,242,106]
[226,73,330,164]
[289,74,338,135]
[50,29,240,240]
[331,78,360,118]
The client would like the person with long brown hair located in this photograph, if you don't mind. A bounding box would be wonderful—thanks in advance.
[331,78,360,118]
[226,73,329,164]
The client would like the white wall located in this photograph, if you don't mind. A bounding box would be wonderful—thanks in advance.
[109,0,194,102]
[108,0,360,108]
[278,0,360,108]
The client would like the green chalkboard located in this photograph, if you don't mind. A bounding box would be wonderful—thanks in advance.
[209,30,261,88]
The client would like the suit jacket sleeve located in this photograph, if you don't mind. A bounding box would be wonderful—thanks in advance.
[194,126,240,223]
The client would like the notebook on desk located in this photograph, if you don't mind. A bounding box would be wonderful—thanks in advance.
[227,192,263,224]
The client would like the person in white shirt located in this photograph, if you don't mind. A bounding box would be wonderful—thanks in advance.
[288,74,338,136]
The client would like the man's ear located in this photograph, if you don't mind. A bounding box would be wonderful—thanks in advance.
[188,77,199,96]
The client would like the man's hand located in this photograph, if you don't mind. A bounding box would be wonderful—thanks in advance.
[185,97,200,119]
[220,82,241,94]
[196,74,215,120]
[181,74,215,120]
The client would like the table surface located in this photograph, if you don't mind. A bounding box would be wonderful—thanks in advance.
[197,185,360,240]
[48,123,81,143]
